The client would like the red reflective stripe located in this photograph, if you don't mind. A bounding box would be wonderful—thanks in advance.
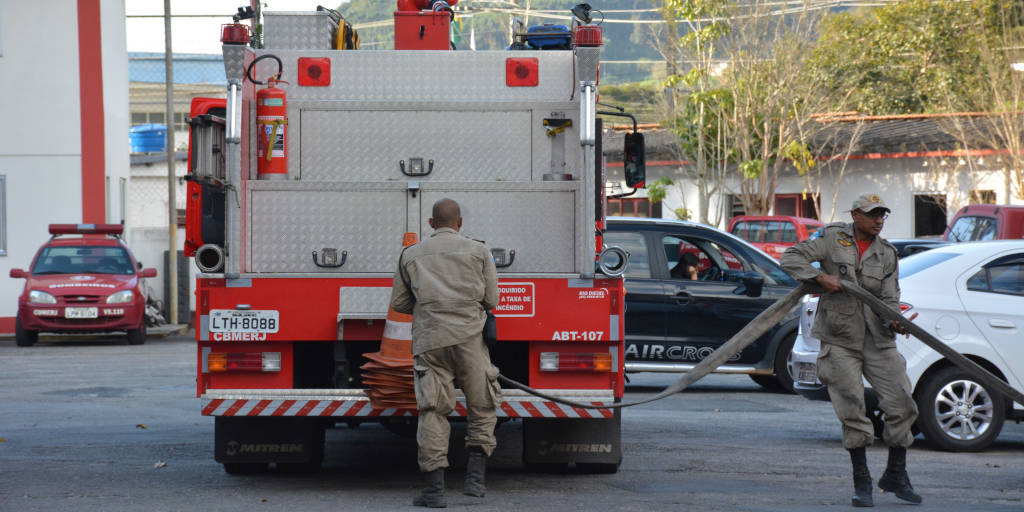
[571,406,592,418]
[202,399,224,415]
[544,402,568,418]
[248,400,273,416]
[295,400,318,416]
[271,400,296,416]
[592,403,614,418]
[223,400,248,416]
[500,402,518,417]
[343,401,367,416]
[367,407,385,417]
[454,402,468,416]
[319,401,344,416]
[520,401,543,417]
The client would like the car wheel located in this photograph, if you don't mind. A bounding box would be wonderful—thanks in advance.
[772,332,797,394]
[868,407,885,439]
[127,323,147,345]
[15,318,38,347]
[749,332,797,393]
[915,366,1006,452]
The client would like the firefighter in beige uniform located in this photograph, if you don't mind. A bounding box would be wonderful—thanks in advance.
[391,198,501,508]
[781,193,922,508]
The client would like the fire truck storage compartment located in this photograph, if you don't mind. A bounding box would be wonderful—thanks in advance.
[293,105,580,182]
[419,187,576,273]
[262,11,337,50]
[246,181,580,274]
[394,11,451,50]
[248,183,410,273]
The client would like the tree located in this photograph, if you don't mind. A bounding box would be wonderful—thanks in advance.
[653,0,733,225]
[809,0,999,115]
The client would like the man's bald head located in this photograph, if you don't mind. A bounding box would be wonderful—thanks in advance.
[430,198,462,230]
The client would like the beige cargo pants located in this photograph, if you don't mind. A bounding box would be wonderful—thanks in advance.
[817,341,918,449]
[414,335,502,472]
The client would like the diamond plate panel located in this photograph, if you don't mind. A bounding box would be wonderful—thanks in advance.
[249,187,409,273]
[299,110,533,181]
[249,50,576,102]
[339,287,393,319]
[575,47,601,83]
[263,12,336,50]
[420,188,576,273]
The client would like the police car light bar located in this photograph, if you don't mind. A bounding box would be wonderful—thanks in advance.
[48,224,124,236]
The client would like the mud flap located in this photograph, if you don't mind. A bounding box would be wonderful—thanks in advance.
[522,409,621,467]
[215,417,325,465]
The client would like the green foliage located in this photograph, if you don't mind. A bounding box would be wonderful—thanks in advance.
[668,87,736,165]
[780,140,815,175]
[647,176,675,203]
[808,0,1010,114]
[672,207,691,220]
[738,159,762,179]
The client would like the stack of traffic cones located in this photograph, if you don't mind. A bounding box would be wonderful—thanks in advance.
[361,233,419,409]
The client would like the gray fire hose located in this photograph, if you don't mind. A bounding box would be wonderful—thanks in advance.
[498,281,1024,409]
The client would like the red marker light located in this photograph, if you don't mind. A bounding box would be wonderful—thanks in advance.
[298,58,331,86]
[48,224,123,236]
[506,58,538,87]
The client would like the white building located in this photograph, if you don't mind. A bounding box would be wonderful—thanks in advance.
[0,1,130,334]
[604,114,1024,238]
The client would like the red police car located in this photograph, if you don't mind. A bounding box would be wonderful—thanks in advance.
[10,224,157,346]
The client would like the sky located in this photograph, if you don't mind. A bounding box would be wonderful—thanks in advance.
[126,1,339,54]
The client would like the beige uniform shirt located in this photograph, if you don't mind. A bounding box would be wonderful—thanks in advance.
[390,227,500,355]
[780,222,901,350]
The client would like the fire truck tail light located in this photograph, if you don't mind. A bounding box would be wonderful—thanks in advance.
[900,302,913,313]
[540,352,613,372]
[506,58,539,87]
[208,352,281,373]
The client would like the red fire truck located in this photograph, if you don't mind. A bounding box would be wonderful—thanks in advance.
[187,5,644,474]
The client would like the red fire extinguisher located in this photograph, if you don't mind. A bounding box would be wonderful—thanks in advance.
[256,77,288,179]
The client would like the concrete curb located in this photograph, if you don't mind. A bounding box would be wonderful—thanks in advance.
[0,324,190,342]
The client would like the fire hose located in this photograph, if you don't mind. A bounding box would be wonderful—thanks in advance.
[498,281,1024,410]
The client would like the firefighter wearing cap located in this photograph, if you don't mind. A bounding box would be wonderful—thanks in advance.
[390,197,501,508]
[781,193,922,508]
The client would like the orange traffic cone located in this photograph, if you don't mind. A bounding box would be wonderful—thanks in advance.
[360,232,419,410]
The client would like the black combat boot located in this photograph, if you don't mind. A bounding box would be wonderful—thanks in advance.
[878,446,922,504]
[413,468,447,508]
[849,447,873,508]
[464,446,488,497]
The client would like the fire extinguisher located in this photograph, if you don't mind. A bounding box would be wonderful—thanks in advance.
[247,54,288,180]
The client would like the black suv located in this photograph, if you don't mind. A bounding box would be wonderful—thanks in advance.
[605,217,800,392]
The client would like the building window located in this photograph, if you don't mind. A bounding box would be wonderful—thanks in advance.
[607,198,662,218]
[774,193,819,219]
[131,111,187,131]
[914,194,947,237]
[969,190,996,205]
[0,175,6,255]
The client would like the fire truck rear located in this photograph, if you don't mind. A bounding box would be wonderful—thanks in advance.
[187,5,639,474]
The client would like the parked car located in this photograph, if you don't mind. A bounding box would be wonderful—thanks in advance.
[791,241,1024,451]
[728,215,824,260]
[10,224,157,346]
[604,217,801,392]
[943,204,1024,242]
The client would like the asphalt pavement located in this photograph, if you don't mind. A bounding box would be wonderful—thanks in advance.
[1,333,1022,511]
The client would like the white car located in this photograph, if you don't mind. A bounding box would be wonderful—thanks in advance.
[790,240,1024,451]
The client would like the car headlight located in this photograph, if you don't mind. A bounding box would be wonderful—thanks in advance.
[106,290,134,304]
[29,290,57,304]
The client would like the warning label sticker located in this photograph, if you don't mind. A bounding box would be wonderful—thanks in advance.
[495,282,535,317]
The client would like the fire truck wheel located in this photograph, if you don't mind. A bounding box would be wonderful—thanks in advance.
[15,318,38,347]
[126,324,147,345]
[524,462,569,473]
[576,462,620,474]
[223,462,269,474]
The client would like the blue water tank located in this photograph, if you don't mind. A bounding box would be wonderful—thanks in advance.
[129,123,167,153]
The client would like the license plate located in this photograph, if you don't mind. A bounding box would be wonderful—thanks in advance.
[797,363,818,384]
[65,307,98,319]
[209,309,280,333]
